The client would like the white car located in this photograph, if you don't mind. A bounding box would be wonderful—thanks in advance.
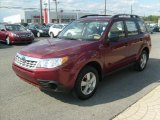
[49,24,67,38]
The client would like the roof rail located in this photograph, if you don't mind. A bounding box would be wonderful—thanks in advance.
[80,14,111,18]
[112,14,140,19]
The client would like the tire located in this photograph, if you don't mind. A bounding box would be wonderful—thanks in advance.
[37,32,41,37]
[67,33,72,37]
[135,50,148,71]
[6,37,11,45]
[73,66,99,100]
[50,32,54,38]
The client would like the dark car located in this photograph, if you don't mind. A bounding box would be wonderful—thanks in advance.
[151,25,160,32]
[26,24,49,37]
[0,24,34,45]
[12,14,151,99]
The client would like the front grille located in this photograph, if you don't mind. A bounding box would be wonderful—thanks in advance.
[19,34,31,38]
[14,53,39,69]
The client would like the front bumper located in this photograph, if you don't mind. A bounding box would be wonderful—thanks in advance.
[40,32,49,36]
[12,63,75,92]
[11,37,34,43]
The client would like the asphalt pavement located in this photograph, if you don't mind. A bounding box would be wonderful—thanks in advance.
[0,33,160,120]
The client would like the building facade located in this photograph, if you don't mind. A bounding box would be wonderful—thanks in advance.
[3,10,90,24]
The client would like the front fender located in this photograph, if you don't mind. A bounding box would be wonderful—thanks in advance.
[69,49,102,88]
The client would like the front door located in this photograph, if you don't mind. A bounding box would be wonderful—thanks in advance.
[103,20,131,72]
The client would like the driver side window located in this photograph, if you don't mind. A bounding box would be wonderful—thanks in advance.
[108,21,125,41]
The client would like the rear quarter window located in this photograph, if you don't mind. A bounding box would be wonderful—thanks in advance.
[125,21,138,36]
[138,21,147,33]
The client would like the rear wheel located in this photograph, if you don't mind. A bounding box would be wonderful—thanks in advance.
[135,50,148,71]
[73,66,99,100]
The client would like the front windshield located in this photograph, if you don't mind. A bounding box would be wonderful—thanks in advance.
[5,25,26,31]
[58,20,108,41]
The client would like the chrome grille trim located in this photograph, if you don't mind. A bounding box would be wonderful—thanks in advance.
[14,53,40,69]
[19,34,31,38]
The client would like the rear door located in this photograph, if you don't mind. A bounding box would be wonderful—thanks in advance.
[104,20,131,72]
[124,19,144,61]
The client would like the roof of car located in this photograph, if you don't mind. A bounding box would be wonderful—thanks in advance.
[80,14,141,21]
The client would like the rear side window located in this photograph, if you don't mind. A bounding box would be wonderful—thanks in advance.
[138,21,147,33]
[126,21,138,36]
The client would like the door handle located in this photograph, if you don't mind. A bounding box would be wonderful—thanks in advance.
[124,43,129,46]
[140,38,143,41]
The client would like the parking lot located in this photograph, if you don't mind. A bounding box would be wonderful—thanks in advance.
[0,33,160,120]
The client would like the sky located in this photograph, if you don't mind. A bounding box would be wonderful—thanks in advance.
[0,0,160,22]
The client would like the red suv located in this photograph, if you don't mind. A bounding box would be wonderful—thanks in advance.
[12,14,151,99]
[0,24,34,45]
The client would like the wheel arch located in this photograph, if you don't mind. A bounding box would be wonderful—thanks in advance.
[79,61,102,82]
[142,47,150,59]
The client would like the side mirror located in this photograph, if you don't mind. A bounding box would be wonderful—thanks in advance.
[1,29,6,31]
[108,33,120,42]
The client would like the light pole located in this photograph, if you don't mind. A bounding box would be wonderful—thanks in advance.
[105,0,106,15]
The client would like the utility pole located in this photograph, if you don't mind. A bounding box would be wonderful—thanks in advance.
[131,5,133,15]
[131,0,134,15]
[53,0,58,23]
[40,0,43,24]
[105,0,106,15]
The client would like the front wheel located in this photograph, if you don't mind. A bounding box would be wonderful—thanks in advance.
[135,50,148,71]
[6,37,11,45]
[37,32,41,37]
[73,66,99,100]
[50,32,54,38]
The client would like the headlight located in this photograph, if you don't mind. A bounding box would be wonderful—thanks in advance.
[11,33,19,37]
[36,56,68,68]
[39,30,44,33]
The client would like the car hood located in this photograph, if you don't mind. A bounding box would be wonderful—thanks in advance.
[11,31,31,35]
[19,38,94,58]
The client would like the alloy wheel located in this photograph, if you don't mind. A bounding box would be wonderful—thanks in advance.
[140,53,147,69]
[81,72,97,95]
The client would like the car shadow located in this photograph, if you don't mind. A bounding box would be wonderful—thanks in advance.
[0,43,13,49]
[12,39,39,46]
[41,58,160,106]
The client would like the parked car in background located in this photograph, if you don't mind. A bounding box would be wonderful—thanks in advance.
[0,24,34,45]
[20,23,28,27]
[151,25,160,32]
[26,24,49,37]
[45,23,54,29]
[49,24,67,38]
[12,14,151,100]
